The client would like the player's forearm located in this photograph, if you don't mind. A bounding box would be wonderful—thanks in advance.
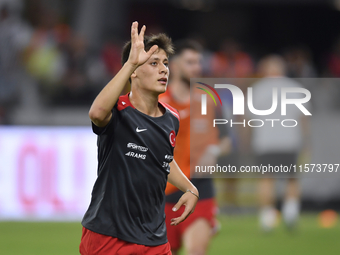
[89,62,137,126]
[168,160,198,195]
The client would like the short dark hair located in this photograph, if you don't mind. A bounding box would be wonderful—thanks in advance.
[121,33,174,65]
[173,39,202,57]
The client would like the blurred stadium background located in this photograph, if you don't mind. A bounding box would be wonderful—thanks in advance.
[0,0,340,254]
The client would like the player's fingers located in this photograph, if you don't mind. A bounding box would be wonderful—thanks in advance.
[138,25,146,40]
[146,45,158,57]
[131,21,138,41]
[170,206,191,226]
[180,204,192,221]
[172,198,184,212]
[170,217,180,226]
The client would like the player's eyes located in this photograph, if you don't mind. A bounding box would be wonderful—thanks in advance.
[164,62,169,67]
[151,62,157,66]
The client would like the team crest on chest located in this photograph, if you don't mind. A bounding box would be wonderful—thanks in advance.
[169,130,176,147]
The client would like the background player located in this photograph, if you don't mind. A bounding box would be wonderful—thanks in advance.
[80,22,199,255]
[161,40,231,255]
[249,55,311,231]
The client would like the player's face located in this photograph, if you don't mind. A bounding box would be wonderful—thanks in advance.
[178,49,202,84]
[133,49,169,94]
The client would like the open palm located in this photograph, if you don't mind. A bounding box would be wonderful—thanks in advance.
[128,21,158,67]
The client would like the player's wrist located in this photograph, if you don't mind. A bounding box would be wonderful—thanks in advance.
[124,61,139,72]
[186,188,199,199]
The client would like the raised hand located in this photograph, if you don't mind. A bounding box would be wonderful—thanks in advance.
[127,21,159,68]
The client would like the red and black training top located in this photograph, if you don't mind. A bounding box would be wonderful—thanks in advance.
[81,94,180,246]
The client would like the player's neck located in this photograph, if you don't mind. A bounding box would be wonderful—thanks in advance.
[168,79,190,104]
[129,91,164,117]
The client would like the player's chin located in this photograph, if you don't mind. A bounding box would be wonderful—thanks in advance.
[154,83,167,94]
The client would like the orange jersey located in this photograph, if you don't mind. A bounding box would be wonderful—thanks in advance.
[160,88,219,195]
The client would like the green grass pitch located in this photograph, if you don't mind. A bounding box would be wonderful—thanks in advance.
[0,214,338,255]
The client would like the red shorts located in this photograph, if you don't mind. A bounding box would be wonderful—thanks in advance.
[79,227,172,255]
[165,198,218,251]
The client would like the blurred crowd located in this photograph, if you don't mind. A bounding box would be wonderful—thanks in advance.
[1,0,340,124]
